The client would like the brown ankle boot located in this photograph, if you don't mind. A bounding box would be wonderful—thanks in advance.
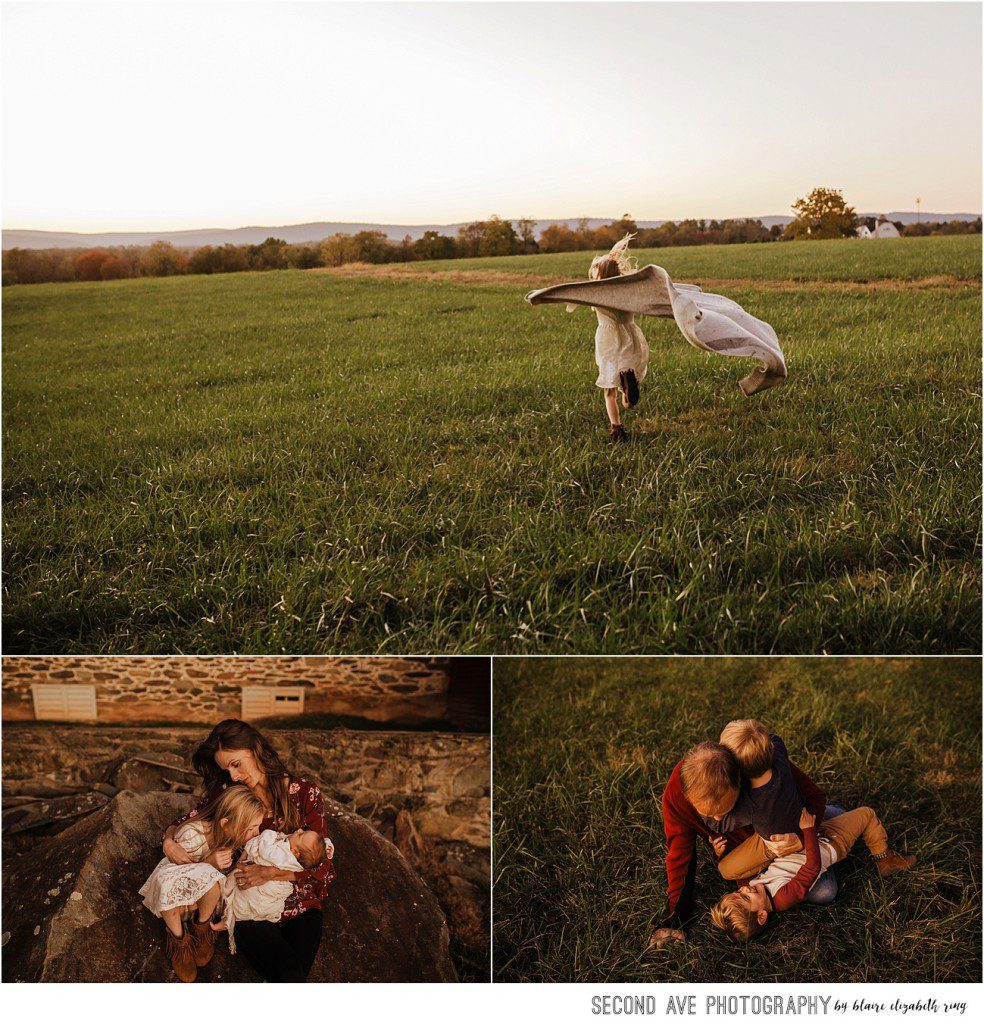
[166,924,197,983]
[876,850,916,877]
[610,424,628,442]
[188,916,216,967]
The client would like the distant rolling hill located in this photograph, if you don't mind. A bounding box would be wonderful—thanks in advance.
[3,213,979,250]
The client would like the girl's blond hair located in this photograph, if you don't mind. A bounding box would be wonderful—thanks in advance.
[178,784,265,852]
[589,233,638,280]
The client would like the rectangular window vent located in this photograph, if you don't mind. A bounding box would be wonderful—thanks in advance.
[241,687,306,720]
[31,684,98,721]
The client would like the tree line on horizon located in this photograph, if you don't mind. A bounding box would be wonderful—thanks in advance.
[3,191,980,286]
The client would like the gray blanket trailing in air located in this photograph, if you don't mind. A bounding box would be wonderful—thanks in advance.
[524,264,787,396]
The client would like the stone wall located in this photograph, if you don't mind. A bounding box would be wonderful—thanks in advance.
[1,725,490,846]
[1,657,456,725]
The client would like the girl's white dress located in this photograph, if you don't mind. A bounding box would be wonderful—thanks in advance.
[593,307,649,389]
[221,830,302,953]
[139,819,226,916]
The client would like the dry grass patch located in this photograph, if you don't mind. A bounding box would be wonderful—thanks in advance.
[315,263,979,294]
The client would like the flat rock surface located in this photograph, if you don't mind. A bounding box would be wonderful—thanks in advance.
[2,790,110,836]
[1,790,456,982]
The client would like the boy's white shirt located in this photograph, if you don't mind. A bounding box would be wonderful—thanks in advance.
[750,837,840,897]
[222,829,303,952]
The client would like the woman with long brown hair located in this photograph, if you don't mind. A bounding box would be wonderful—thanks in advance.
[161,719,335,982]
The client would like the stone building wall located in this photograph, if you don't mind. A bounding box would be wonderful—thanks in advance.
[1,657,453,725]
[2,725,490,846]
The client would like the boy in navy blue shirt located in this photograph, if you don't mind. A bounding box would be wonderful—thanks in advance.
[707,720,813,880]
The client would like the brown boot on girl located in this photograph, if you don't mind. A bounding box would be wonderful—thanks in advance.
[188,915,216,967]
[166,924,198,983]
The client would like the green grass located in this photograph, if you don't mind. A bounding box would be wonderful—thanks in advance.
[408,234,983,282]
[3,236,981,653]
[492,657,982,983]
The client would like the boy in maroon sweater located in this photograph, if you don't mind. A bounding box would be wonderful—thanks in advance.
[710,805,916,941]
[650,741,827,949]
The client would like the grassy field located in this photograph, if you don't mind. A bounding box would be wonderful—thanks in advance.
[393,234,984,283]
[492,657,982,983]
[3,235,980,653]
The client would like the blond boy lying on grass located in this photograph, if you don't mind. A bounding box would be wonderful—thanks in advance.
[706,718,916,942]
[710,803,916,942]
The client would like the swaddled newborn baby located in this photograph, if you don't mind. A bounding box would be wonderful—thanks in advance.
[219,828,329,952]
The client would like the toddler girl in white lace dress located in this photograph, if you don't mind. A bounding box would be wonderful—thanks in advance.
[575,234,649,441]
[139,785,265,982]
[214,827,329,952]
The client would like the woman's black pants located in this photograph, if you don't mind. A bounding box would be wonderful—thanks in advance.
[234,909,323,982]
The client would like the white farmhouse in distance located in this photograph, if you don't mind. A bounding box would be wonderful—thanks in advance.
[856,217,901,238]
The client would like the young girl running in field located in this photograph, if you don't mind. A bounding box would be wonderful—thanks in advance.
[140,785,265,982]
[579,234,649,441]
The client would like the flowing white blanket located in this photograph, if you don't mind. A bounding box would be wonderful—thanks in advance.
[525,264,787,396]
[222,829,302,953]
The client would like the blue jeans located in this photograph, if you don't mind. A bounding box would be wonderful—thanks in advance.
[804,804,845,905]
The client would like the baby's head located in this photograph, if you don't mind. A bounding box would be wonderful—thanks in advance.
[288,828,327,870]
[709,883,771,942]
[719,719,774,778]
[679,741,741,821]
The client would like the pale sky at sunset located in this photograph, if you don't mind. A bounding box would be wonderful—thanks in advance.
[2,1,981,231]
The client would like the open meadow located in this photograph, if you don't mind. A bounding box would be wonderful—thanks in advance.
[2,236,981,653]
[491,657,982,983]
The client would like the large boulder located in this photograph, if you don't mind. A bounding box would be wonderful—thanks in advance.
[1,790,456,983]
[109,757,199,794]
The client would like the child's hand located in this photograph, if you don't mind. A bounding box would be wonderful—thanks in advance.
[163,837,194,865]
[208,848,234,871]
[798,808,816,830]
[209,920,228,932]
[764,833,800,856]
[648,928,686,950]
[709,835,727,858]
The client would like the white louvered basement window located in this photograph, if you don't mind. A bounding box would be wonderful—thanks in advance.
[31,684,98,721]
[241,687,306,720]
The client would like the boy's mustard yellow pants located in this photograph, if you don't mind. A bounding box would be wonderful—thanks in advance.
[717,807,890,881]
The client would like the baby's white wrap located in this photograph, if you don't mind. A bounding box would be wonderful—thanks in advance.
[526,264,787,396]
[222,829,302,953]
